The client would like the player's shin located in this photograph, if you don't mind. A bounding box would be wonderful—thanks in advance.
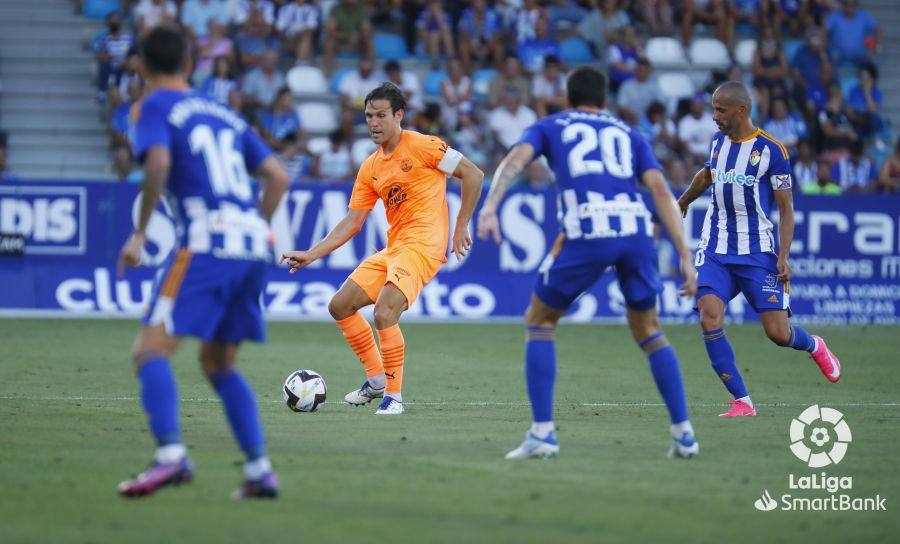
[703,328,750,401]
[639,333,690,430]
[136,353,185,462]
[785,324,817,352]
[525,327,556,437]
[207,366,269,470]
[337,313,386,389]
[377,324,404,401]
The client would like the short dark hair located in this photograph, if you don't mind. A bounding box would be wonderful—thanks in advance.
[566,67,607,108]
[138,24,189,76]
[384,60,401,73]
[364,82,406,114]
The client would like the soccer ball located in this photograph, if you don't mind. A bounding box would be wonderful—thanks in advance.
[283,370,327,412]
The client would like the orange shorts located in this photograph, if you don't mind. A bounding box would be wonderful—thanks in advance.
[347,245,443,306]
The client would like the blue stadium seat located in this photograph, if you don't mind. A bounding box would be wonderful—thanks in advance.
[83,0,120,19]
[472,69,497,100]
[373,33,409,61]
[559,37,593,63]
[424,70,447,96]
[841,76,860,98]
[330,67,354,94]
[783,39,803,64]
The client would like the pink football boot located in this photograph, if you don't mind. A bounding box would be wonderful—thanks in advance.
[810,335,842,383]
[719,399,757,417]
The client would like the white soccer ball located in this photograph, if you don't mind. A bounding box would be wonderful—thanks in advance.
[283,370,327,412]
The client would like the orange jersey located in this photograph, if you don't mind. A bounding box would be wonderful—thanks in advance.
[349,130,454,261]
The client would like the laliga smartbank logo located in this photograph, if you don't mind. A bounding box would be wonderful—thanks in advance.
[753,405,887,513]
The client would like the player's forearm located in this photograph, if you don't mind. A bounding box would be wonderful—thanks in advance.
[308,215,362,259]
[778,207,794,260]
[648,178,692,258]
[455,165,485,228]
[677,168,712,208]
[482,144,533,212]
[136,150,170,234]
[256,156,290,222]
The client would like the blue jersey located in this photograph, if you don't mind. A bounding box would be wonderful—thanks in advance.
[517,109,661,241]
[132,88,273,261]
[700,129,792,256]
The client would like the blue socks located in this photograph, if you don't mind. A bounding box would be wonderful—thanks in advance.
[786,325,816,352]
[525,327,556,424]
[208,367,267,461]
[703,328,749,399]
[640,333,690,424]
[137,356,181,447]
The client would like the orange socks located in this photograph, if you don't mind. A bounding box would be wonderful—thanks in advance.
[377,324,405,396]
[336,313,384,378]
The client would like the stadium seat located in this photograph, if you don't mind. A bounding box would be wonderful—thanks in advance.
[373,33,409,61]
[689,38,731,69]
[783,39,803,64]
[297,103,338,134]
[734,39,757,69]
[657,73,695,104]
[307,136,331,156]
[286,66,328,96]
[841,76,860,98]
[472,69,497,100]
[559,37,593,63]
[329,67,354,94]
[351,138,378,167]
[645,37,688,68]
[424,70,447,96]
[83,0,119,19]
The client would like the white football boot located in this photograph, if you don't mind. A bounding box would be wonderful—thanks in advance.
[505,431,560,460]
[374,396,404,415]
[667,431,700,459]
[344,380,385,406]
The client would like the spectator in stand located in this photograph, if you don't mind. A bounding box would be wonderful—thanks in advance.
[416,1,455,66]
[578,0,629,59]
[877,139,900,192]
[193,20,235,85]
[801,158,842,195]
[846,63,886,141]
[488,88,537,152]
[825,0,880,67]
[338,57,381,114]
[818,82,858,161]
[94,12,133,102]
[202,56,238,105]
[751,26,788,120]
[532,55,567,117]
[607,27,642,94]
[762,97,807,155]
[324,0,373,73]
[523,159,552,189]
[276,0,320,64]
[832,140,876,192]
[458,0,504,71]
[241,50,285,111]
[792,138,818,188]
[280,132,314,184]
[181,0,227,39]
[776,0,806,35]
[803,60,836,117]
[440,59,473,131]
[546,0,587,37]
[0,134,9,181]
[791,28,831,111]
[110,78,143,180]
[637,0,674,35]
[134,0,177,31]
[410,103,446,138]
[235,10,281,70]
[230,0,275,28]
[450,111,488,173]
[677,94,718,167]
[681,0,733,49]
[260,87,303,153]
[313,130,353,182]
[108,52,140,111]
[513,0,548,45]
[228,88,250,119]
[487,55,531,109]
[384,60,423,116]
[516,16,561,74]
[639,101,678,165]
[617,57,661,125]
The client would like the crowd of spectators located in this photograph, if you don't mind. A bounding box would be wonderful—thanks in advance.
[84,0,895,193]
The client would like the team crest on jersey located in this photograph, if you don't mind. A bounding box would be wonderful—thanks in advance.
[400,158,413,173]
[749,149,761,166]
[386,184,407,210]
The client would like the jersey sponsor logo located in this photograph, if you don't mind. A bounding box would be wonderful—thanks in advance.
[711,168,757,186]
[386,185,407,210]
[750,149,761,166]
[400,158,413,173]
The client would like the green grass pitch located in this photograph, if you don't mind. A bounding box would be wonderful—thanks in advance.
[1,319,897,543]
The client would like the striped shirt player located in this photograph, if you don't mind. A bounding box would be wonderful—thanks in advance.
[677,82,841,419]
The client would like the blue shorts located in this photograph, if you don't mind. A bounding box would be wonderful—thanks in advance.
[143,250,268,343]
[694,250,791,315]
[534,235,662,312]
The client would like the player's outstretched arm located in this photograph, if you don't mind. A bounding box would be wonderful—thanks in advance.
[476,143,534,244]
[773,187,794,283]
[676,168,713,217]
[117,146,171,275]
[450,156,485,261]
[254,155,290,222]
[280,209,369,273]
[643,169,697,297]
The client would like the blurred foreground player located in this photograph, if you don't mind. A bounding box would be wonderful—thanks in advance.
[117,25,289,498]
[677,82,842,418]
[478,67,700,460]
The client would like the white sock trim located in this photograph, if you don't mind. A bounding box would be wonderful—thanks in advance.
[386,393,402,403]
[244,456,272,480]
[531,421,555,439]
[670,420,694,439]
[737,395,754,408]
[155,443,187,464]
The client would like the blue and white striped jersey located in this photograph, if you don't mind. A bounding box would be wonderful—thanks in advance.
[699,129,792,255]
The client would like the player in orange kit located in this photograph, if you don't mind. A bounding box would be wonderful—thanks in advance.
[280,82,484,415]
